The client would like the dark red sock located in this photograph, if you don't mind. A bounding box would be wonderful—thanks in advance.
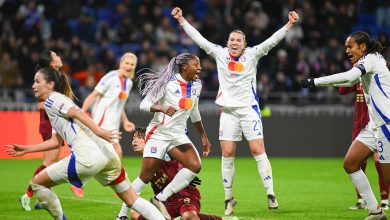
[26,164,46,198]
[197,213,222,220]
[356,160,368,199]
[375,161,389,200]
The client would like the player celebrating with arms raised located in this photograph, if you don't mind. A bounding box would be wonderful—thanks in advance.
[172,7,299,215]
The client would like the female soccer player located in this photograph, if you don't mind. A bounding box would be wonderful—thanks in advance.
[82,52,137,158]
[339,84,389,210]
[171,7,299,215]
[132,53,211,219]
[19,50,83,212]
[117,127,222,220]
[301,31,390,220]
[6,67,165,220]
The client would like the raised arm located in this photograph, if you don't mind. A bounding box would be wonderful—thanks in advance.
[171,7,218,55]
[81,90,101,112]
[253,11,299,58]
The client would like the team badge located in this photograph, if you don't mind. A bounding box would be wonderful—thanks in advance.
[150,146,157,154]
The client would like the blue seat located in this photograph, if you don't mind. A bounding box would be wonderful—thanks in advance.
[97,8,113,21]
[358,13,376,25]
[67,19,79,34]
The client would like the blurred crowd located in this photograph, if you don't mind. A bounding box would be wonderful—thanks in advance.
[1,0,390,105]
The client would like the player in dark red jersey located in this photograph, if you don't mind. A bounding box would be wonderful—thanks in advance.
[19,50,84,212]
[116,127,226,220]
[339,82,389,210]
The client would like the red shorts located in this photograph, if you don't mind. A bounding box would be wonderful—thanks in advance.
[167,196,200,218]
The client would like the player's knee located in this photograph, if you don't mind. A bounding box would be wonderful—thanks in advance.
[30,182,45,192]
[188,161,201,173]
[343,158,359,173]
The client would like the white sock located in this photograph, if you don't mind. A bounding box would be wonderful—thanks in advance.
[156,168,197,201]
[382,199,388,205]
[254,153,274,195]
[117,177,146,218]
[131,197,165,220]
[349,169,378,211]
[31,183,64,220]
[132,176,146,195]
[222,156,235,200]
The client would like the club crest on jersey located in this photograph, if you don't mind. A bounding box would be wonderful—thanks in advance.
[150,146,157,154]
[192,88,196,95]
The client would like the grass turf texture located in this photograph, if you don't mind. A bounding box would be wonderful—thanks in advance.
[0,157,384,220]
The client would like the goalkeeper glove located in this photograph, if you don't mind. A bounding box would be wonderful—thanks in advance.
[300,77,315,88]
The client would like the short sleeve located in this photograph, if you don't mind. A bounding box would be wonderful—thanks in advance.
[357,54,375,75]
[47,93,79,116]
[94,74,111,94]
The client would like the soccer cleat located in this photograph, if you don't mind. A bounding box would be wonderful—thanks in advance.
[224,197,237,216]
[364,208,387,220]
[34,200,44,209]
[116,216,129,220]
[70,185,84,198]
[381,203,389,211]
[150,196,171,220]
[19,194,31,211]
[267,194,278,209]
[349,199,367,210]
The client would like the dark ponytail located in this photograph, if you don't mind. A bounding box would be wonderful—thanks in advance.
[38,67,76,100]
[349,31,384,54]
[35,50,53,71]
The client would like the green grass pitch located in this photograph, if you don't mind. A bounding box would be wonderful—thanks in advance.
[0,157,384,219]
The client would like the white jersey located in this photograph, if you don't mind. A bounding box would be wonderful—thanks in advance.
[357,53,390,127]
[92,70,133,130]
[315,53,390,127]
[140,73,202,140]
[44,92,115,165]
[182,21,288,107]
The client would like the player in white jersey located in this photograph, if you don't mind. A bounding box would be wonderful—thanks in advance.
[172,7,299,214]
[124,53,211,219]
[301,31,389,220]
[5,67,165,220]
[82,53,137,158]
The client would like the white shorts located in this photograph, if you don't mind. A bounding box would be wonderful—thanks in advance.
[47,137,128,190]
[355,125,376,152]
[219,105,263,141]
[143,135,193,159]
[375,124,390,163]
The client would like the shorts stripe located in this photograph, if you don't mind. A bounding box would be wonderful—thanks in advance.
[381,125,390,143]
[67,151,83,188]
[251,105,261,120]
[109,166,126,185]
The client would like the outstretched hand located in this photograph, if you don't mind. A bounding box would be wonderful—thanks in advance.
[300,77,315,88]
[98,129,122,143]
[4,144,27,157]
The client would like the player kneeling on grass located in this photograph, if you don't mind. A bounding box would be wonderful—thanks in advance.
[117,127,226,220]
[5,67,165,220]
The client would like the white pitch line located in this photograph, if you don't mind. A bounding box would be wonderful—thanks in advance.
[59,196,122,205]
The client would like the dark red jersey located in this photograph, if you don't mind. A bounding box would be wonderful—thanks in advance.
[338,82,369,140]
[150,159,201,203]
[39,109,52,141]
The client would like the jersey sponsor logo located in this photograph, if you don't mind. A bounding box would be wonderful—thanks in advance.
[150,146,157,154]
[179,98,193,109]
[184,198,191,205]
